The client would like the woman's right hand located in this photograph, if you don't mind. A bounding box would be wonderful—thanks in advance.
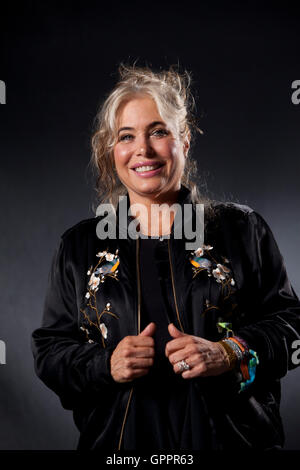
[110,322,156,383]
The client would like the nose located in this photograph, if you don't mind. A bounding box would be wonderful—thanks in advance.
[135,133,154,157]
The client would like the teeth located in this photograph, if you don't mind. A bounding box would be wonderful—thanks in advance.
[135,165,160,172]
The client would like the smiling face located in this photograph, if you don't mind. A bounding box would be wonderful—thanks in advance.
[113,95,189,206]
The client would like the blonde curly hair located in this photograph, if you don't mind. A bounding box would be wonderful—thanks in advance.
[90,62,207,211]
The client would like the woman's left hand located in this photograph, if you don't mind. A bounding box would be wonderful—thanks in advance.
[165,323,231,378]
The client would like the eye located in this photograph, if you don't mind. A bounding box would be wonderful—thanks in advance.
[119,134,133,142]
[152,128,169,137]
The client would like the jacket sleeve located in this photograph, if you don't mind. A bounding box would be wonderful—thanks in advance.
[31,236,117,410]
[234,210,300,382]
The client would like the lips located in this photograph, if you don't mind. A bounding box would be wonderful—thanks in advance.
[130,161,164,170]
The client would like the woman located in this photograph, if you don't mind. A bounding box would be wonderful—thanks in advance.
[31,64,300,451]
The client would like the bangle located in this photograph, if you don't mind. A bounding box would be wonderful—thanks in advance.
[216,323,259,391]
[228,337,252,381]
[228,336,248,354]
[222,338,244,363]
[232,335,249,351]
[218,340,238,371]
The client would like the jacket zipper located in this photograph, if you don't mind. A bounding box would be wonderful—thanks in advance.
[117,237,141,451]
[167,238,185,333]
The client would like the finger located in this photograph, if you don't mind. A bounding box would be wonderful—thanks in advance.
[131,347,155,358]
[124,335,155,348]
[174,351,205,373]
[139,322,156,337]
[168,349,188,366]
[173,360,190,375]
[165,337,191,357]
[124,357,154,369]
[168,323,185,338]
[121,346,155,359]
[121,368,150,382]
[168,345,205,366]
[181,362,207,379]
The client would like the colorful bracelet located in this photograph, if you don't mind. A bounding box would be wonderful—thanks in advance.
[218,340,238,370]
[222,338,244,363]
[239,349,259,392]
[226,337,251,380]
[232,335,249,351]
[216,322,259,392]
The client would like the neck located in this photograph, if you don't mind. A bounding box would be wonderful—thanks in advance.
[128,187,182,236]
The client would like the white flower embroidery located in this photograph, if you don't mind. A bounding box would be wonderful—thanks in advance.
[194,245,214,258]
[105,253,114,262]
[96,251,107,257]
[212,267,226,283]
[88,273,100,290]
[203,244,213,251]
[100,323,108,339]
[195,247,204,257]
[216,263,231,274]
[212,264,233,283]
[85,292,90,299]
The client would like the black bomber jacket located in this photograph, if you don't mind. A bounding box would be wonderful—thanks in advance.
[31,185,300,450]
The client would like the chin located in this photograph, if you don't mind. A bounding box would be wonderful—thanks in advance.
[134,181,164,193]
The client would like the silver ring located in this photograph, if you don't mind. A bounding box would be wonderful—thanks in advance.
[177,360,190,372]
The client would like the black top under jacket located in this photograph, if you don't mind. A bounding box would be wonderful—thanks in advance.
[121,236,216,450]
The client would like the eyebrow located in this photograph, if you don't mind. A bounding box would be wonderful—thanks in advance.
[117,121,166,135]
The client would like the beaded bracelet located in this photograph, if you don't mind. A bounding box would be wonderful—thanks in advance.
[222,338,244,363]
[225,337,251,380]
[232,335,249,351]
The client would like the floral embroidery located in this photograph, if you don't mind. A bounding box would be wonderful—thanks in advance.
[190,246,238,330]
[80,302,118,348]
[80,248,120,347]
[202,298,220,316]
[190,245,235,294]
[212,263,231,283]
[100,322,108,339]
[86,249,120,294]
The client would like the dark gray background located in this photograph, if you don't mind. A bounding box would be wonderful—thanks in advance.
[0,0,299,450]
